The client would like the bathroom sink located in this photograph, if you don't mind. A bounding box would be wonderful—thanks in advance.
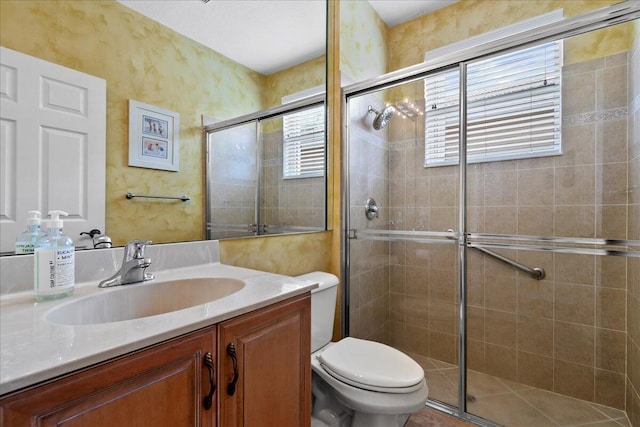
[46,277,245,325]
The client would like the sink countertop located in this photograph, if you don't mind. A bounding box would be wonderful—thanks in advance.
[0,262,317,396]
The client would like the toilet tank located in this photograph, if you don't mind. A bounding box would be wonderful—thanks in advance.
[296,271,338,353]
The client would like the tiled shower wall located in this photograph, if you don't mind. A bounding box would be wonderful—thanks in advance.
[209,124,324,239]
[261,128,325,234]
[348,93,391,342]
[627,28,640,427]
[348,51,633,411]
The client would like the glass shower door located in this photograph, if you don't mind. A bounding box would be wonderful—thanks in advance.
[206,121,259,239]
[345,76,462,411]
[463,20,640,426]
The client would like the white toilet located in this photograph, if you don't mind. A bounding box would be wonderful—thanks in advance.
[297,272,429,427]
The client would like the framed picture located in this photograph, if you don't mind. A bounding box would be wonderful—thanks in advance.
[128,100,180,171]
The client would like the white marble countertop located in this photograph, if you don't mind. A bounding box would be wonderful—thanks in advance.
[0,261,316,396]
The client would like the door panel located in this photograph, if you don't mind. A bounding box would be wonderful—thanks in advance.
[0,47,106,253]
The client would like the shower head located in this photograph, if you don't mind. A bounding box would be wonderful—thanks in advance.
[368,105,395,130]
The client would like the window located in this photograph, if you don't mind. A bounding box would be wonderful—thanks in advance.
[282,105,325,178]
[424,41,562,167]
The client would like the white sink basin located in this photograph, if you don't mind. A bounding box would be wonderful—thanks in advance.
[46,277,245,325]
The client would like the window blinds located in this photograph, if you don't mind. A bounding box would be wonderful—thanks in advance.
[424,41,562,167]
[282,105,325,178]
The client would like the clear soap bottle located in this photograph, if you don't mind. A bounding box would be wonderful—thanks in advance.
[34,210,75,301]
[15,210,46,254]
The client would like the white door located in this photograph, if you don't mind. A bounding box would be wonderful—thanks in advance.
[0,47,106,253]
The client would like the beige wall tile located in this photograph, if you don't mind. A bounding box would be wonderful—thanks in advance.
[484,170,518,206]
[596,119,628,164]
[517,352,554,390]
[555,283,596,326]
[518,280,554,319]
[429,331,457,364]
[468,306,485,341]
[518,315,554,357]
[555,165,596,206]
[467,339,486,372]
[595,256,627,289]
[597,64,628,111]
[429,300,458,335]
[485,309,517,348]
[485,275,517,312]
[596,287,627,331]
[595,369,625,409]
[554,253,596,285]
[596,328,626,374]
[554,359,595,401]
[518,168,554,206]
[518,206,554,236]
[554,205,596,238]
[554,322,595,366]
[484,206,518,235]
[563,71,596,116]
[485,344,517,382]
[558,123,596,167]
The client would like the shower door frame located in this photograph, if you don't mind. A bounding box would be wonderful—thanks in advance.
[204,94,327,239]
[341,2,640,425]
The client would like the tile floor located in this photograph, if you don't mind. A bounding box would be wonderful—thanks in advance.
[408,353,631,427]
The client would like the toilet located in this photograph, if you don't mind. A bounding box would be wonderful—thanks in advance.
[297,272,429,427]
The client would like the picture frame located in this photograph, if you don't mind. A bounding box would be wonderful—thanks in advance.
[128,100,180,171]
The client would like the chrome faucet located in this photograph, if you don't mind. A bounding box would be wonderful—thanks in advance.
[98,240,154,288]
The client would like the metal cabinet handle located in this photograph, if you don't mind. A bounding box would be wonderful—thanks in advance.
[203,352,215,410]
[226,343,239,396]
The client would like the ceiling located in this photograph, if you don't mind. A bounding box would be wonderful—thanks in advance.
[117,0,456,76]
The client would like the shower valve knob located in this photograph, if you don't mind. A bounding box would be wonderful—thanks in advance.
[365,198,379,220]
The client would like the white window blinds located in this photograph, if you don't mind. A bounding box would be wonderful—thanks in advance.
[283,105,325,178]
[424,41,562,167]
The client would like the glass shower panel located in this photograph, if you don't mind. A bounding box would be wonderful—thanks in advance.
[206,121,258,239]
[260,112,326,235]
[465,20,639,426]
[346,75,461,409]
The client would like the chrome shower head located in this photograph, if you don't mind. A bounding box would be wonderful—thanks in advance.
[368,105,395,130]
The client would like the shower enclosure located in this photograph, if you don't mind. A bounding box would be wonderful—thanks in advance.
[343,5,639,427]
[205,96,326,239]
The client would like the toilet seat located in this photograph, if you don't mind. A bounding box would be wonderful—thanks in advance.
[318,337,425,393]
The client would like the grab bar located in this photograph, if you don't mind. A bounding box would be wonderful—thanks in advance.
[443,229,546,280]
[125,192,190,202]
[471,245,546,280]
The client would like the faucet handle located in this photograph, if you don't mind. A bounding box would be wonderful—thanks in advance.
[125,239,152,260]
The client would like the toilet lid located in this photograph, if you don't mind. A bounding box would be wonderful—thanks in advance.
[318,337,424,389]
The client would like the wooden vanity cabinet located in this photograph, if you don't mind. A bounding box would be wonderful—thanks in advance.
[217,293,311,427]
[0,327,217,426]
[0,293,311,427]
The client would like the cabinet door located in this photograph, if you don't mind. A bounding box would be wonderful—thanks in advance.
[1,327,217,427]
[218,293,311,427]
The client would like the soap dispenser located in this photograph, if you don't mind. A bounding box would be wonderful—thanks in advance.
[34,210,75,301]
[15,210,46,254]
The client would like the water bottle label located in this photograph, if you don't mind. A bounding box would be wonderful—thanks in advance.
[35,248,75,291]
[15,242,34,254]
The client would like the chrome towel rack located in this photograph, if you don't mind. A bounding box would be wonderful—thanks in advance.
[125,192,190,202]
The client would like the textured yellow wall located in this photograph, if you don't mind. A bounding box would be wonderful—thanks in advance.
[387,0,629,72]
[219,232,332,276]
[263,56,326,108]
[339,0,387,83]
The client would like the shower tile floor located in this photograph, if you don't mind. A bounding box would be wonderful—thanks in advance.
[408,353,631,427]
